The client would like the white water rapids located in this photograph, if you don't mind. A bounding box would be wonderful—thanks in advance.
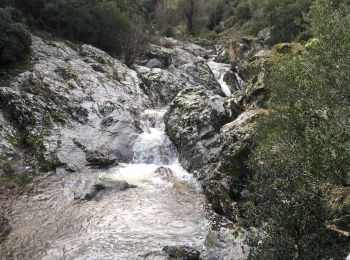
[0,109,209,259]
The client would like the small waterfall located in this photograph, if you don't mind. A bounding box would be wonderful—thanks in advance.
[235,72,245,89]
[132,109,176,165]
[207,61,245,97]
[207,61,232,96]
[2,108,208,259]
[106,108,198,189]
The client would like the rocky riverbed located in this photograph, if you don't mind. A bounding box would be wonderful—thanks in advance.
[0,34,270,259]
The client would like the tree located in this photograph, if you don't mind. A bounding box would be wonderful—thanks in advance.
[183,0,196,35]
[0,7,31,66]
[265,0,313,44]
[122,15,144,67]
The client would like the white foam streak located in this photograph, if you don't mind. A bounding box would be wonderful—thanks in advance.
[109,109,198,189]
[207,61,232,96]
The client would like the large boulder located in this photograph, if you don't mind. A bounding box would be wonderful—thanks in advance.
[137,43,224,107]
[165,88,234,172]
[135,66,188,106]
[201,229,250,260]
[0,36,150,172]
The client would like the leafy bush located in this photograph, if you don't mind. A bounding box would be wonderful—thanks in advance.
[0,7,31,66]
[234,1,251,24]
[246,0,350,258]
[265,0,313,44]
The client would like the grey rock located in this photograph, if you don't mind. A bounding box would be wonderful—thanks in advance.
[201,229,250,260]
[154,166,174,181]
[0,216,11,244]
[258,28,271,43]
[73,177,136,200]
[144,245,200,260]
[85,148,118,167]
[1,36,150,172]
[145,59,164,69]
[162,245,200,260]
[165,88,232,172]
[136,66,188,106]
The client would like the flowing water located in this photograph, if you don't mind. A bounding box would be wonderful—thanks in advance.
[0,109,209,260]
[207,61,244,97]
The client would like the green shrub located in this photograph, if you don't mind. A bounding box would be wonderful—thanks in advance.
[0,7,31,66]
[235,1,251,24]
[163,26,175,38]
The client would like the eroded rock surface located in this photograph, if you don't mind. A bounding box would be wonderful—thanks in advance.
[0,36,150,173]
[164,37,270,221]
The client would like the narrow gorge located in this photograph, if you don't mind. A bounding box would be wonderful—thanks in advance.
[0,33,268,259]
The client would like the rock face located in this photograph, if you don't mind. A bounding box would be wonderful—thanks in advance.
[0,34,232,177]
[136,43,223,106]
[165,88,233,172]
[201,229,250,260]
[164,37,270,220]
[0,36,150,173]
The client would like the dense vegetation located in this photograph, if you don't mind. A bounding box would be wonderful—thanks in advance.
[0,0,146,66]
[149,0,314,43]
[0,0,324,67]
[245,0,350,258]
[0,7,31,66]
[227,0,313,43]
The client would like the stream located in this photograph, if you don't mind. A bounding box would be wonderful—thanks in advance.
[0,43,243,259]
[0,109,209,259]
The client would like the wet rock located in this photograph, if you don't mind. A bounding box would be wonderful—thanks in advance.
[73,177,136,200]
[86,149,118,167]
[202,174,239,218]
[154,166,174,181]
[144,245,200,260]
[201,229,250,260]
[143,44,222,96]
[170,61,222,95]
[165,88,232,171]
[0,216,11,244]
[162,245,200,260]
[136,66,188,106]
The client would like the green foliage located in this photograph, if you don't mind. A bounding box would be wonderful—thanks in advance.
[246,0,350,258]
[1,0,147,58]
[265,0,313,44]
[0,7,31,66]
[234,1,251,24]
[227,0,313,42]
[39,0,132,55]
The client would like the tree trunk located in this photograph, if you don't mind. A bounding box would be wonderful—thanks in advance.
[185,0,195,35]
